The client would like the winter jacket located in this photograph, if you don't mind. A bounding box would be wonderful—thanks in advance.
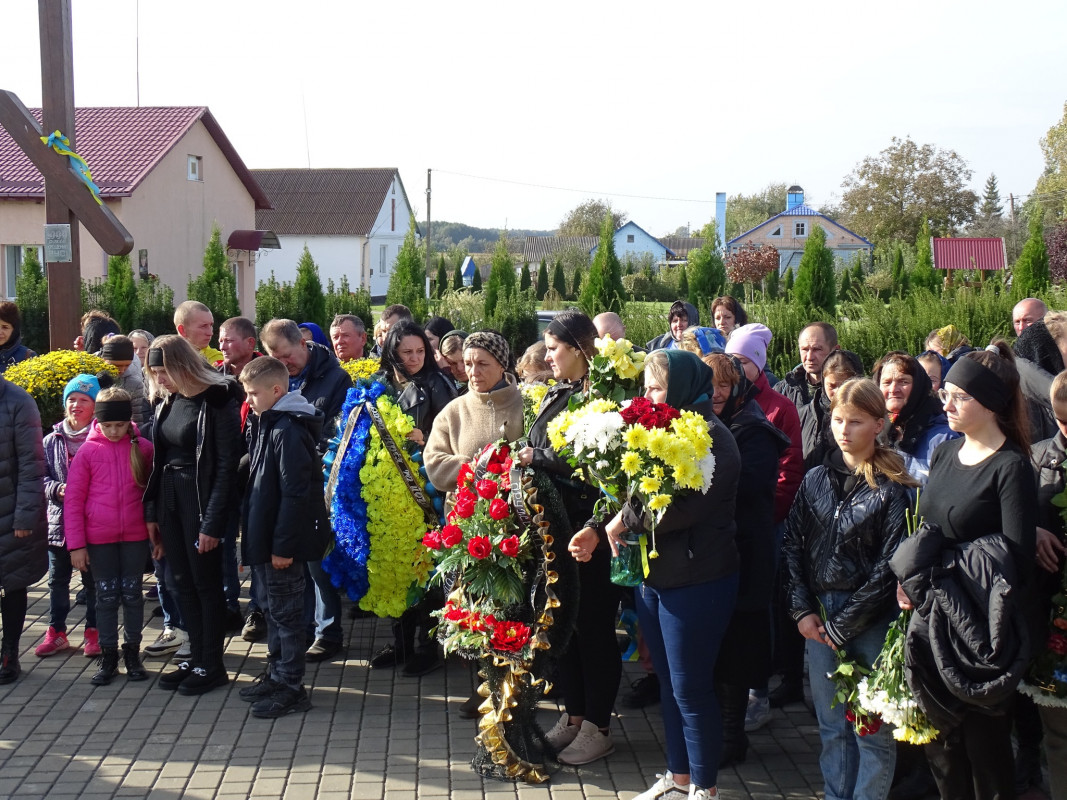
[798,387,834,471]
[242,392,330,565]
[1031,433,1067,654]
[0,335,36,368]
[297,342,352,449]
[116,357,149,429]
[750,370,803,522]
[393,369,458,442]
[143,380,242,540]
[646,301,700,352]
[774,363,819,411]
[43,420,91,547]
[621,399,741,590]
[0,377,47,591]
[722,398,788,610]
[783,453,912,646]
[64,421,153,550]
[891,523,1030,731]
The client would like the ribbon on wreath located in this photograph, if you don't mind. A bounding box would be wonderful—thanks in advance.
[40,130,102,205]
[365,399,437,527]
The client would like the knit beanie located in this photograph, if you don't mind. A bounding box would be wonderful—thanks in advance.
[725,323,773,371]
[63,374,101,404]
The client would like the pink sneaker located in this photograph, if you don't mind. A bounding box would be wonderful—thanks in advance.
[82,628,101,658]
[35,626,70,657]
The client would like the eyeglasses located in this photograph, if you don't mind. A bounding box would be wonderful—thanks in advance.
[937,389,973,406]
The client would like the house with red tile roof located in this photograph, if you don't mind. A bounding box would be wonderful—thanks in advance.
[0,106,270,316]
[251,168,416,301]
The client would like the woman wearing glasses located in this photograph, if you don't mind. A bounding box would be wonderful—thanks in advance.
[893,342,1036,800]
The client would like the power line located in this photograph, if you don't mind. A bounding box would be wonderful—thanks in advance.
[433,169,717,204]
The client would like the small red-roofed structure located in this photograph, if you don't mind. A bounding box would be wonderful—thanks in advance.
[932,238,1007,272]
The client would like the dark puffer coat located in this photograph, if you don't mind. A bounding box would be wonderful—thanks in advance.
[783,454,912,646]
[395,369,458,442]
[298,342,352,448]
[774,363,817,410]
[242,393,330,565]
[891,523,1030,732]
[0,377,47,591]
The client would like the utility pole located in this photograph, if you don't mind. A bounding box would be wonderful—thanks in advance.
[425,168,432,299]
[1009,193,1017,262]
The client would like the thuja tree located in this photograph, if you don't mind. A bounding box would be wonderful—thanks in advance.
[580,212,626,315]
[485,236,517,317]
[14,246,49,353]
[324,275,373,332]
[386,217,429,321]
[292,245,326,328]
[188,222,240,322]
[792,225,837,315]
[1013,215,1050,298]
[536,258,549,300]
[552,260,567,299]
[910,221,939,293]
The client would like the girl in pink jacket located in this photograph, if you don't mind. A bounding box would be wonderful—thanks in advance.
[65,388,155,686]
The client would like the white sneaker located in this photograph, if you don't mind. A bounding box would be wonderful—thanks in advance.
[689,788,717,799]
[632,771,691,800]
[174,629,191,661]
[557,720,615,765]
[545,712,580,751]
[744,693,771,732]
[143,626,180,658]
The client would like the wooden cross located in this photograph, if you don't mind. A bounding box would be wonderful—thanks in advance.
[0,0,133,351]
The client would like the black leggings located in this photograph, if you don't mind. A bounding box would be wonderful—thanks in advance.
[558,547,622,729]
[1,588,28,651]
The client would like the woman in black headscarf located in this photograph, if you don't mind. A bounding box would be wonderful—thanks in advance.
[703,353,788,767]
[375,320,458,446]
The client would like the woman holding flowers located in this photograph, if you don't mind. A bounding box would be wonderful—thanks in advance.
[603,349,740,800]
[784,378,917,800]
[376,320,458,447]
[894,344,1036,799]
[516,310,621,766]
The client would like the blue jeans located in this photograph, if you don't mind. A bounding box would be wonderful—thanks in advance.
[252,562,306,688]
[154,556,183,630]
[806,590,896,800]
[636,573,738,790]
[304,559,342,645]
[48,546,97,632]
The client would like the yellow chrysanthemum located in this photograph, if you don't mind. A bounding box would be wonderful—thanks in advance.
[647,429,673,461]
[648,494,671,512]
[620,451,642,477]
[639,476,662,494]
[651,464,665,480]
[624,425,649,450]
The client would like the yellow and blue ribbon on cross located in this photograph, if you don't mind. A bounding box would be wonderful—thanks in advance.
[40,130,102,205]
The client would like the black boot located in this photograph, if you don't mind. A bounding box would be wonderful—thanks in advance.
[717,682,749,768]
[91,647,120,686]
[0,645,20,685]
[122,643,147,681]
[369,616,415,669]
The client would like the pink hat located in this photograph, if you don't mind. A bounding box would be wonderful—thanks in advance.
[725,323,773,371]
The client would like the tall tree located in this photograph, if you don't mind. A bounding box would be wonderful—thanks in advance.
[980,173,1003,219]
[580,213,626,315]
[792,225,837,314]
[558,198,627,236]
[891,244,909,296]
[552,260,567,299]
[104,254,138,332]
[293,245,327,328]
[840,136,979,243]
[687,222,726,306]
[519,262,532,293]
[1013,215,1050,297]
[471,265,482,293]
[571,265,583,300]
[838,267,852,301]
[535,258,549,300]
[485,236,517,317]
[1034,101,1067,222]
[910,220,939,293]
[14,246,48,354]
[386,217,428,320]
[436,255,449,299]
[188,222,240,324]
[453,258,464,291]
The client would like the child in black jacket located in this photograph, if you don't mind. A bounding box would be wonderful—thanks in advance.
[238,357,330,718]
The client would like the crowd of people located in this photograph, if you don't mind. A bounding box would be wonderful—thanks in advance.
[0,291,1066,798]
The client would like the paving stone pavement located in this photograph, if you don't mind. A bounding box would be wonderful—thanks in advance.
[0,575,1046,799]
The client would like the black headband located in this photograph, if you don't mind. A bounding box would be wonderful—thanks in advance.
[101,339,135,361]
[95,400,133,423]
[944,357,1010,414]
[545,318,593,363]
[146,348,165,368]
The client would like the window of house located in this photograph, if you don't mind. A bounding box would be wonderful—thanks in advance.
[768,225,782,238]
[3,244,43,299]
[187,155,203,181]
[380,244,387,275]
[794,221,806,237]
[626,234,635,243]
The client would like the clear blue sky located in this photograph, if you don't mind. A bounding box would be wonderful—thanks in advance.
[2,0,1063,235]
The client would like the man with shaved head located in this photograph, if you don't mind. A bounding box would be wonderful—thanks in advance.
[1013,297,1049,337]
[593,312,626,341]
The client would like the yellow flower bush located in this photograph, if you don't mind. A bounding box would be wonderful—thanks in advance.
[3,350,118,428]
[357,393,434,617]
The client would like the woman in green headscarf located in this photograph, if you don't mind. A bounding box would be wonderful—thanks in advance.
[603,349,742,800]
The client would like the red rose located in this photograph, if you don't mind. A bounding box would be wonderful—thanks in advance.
[488,498,510,521]
[486,462,503,474]
[498,535,521,557]
[476,479,499,499]
[422,530,442,550]
[491,620,531,652]
[444,602,468,623]
[453,495,476,519]
[1049,633,1067,655]
[492,443,511,462]
[458,463,475,488]
[441,524,463,548]
[468,536,492,559]
[457,486,477,504]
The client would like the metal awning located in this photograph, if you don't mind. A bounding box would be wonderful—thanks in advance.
[227,229,280,250]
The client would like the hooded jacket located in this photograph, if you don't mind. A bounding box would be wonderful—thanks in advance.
[242,392,330,565]
[646,301,699,352]
[296,341,352,449]
[891,524,1030,731]
[0,377,47,591]
[774,363,819,411]
[0,333,36,368]
[64,421,153,549]
[143,380,242,540]
[784,450,912,646]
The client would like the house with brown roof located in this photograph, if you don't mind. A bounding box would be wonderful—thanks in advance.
[251,168,416,301]
[0,106,271,316]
